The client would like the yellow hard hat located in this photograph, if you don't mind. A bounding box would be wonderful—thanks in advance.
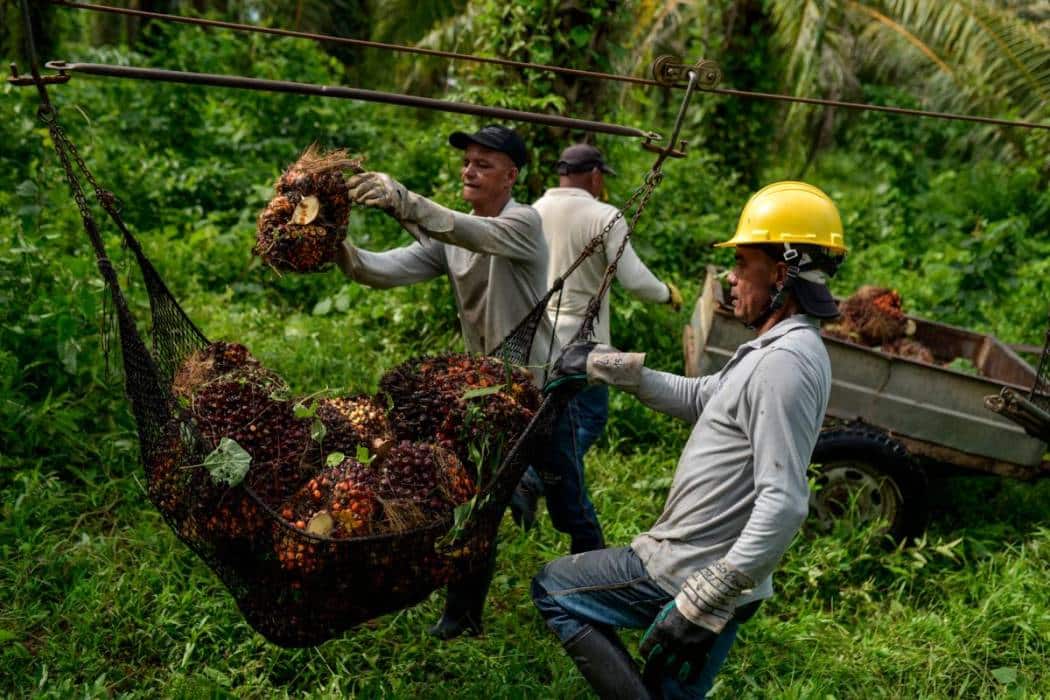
[714,181,847,254]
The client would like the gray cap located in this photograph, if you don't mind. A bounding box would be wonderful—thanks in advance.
[556,143,616,176]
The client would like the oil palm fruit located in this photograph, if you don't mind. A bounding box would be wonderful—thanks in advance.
[255,145,364,273]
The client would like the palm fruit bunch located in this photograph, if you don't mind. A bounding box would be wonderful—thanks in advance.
[823,286,938,363]
[379,353,540,482]
[274,444,475,574]
[883,337,935,364]
[144,419,200,523]
[316,395,394,458]
[173,342,316,509]
[254,145,364,273]
[838,286,908,346]
[172,341,260,400]
[275,459,380,573]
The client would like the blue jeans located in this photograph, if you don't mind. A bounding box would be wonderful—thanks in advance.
[532,547,746,699]
[526,384,608,553]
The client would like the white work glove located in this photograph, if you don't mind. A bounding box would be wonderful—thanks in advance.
[674,559,754,634]
[587,344,646,391]
[347,172,453,237]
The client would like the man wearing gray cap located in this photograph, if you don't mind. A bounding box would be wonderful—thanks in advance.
[510,143,682,549]
[339,124,555,639]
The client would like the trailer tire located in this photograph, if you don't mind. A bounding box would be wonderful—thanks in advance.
[808,427,928,541]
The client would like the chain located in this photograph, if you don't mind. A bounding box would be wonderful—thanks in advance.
[38,105,119,370]
[572,171,663,344]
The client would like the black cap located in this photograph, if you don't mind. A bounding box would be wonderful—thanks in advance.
[449,125,528,168]
[793,279,840,319]
[556,143,616,176]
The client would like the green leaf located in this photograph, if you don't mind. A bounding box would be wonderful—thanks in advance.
[356,444,374,465]
[204,438,251,487]
[311,419,327,443]
[452,497,476,528]
[293,402,317,419]
[312,297,333,316]
[991,668,1018,685]
[0,629,18,644]
[326,451,345,467]
[462,385,503,400]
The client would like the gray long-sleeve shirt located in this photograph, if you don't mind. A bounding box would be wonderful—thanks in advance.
[532,187,670,347]
[337,197,555,381]
[627,315,831,605]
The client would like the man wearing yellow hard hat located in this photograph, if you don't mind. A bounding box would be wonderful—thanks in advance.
[532,182,846,698]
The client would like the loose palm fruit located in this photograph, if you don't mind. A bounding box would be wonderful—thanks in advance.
[316,395,394,457]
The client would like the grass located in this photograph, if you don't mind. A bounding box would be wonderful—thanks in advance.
[3,429,1048,698]
[2,27,1048,698]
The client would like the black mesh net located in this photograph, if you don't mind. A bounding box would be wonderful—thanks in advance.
[40,81,668,645]
[41,110,569,647]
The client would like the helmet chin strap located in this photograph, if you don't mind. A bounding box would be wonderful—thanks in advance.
[746,246,800,331]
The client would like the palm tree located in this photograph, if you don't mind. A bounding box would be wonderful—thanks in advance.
[767,0,1050,165]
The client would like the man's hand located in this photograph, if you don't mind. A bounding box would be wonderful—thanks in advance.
[641,559,754,687]
[543,341,597,395]
[347,172,409,218]
[640,600,718,686]
[666,281,684,312]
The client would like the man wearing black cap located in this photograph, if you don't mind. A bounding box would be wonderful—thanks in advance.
[510,143,684,548]
[339,124,553,639]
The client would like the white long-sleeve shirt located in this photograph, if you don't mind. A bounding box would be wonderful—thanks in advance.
[624,316,831,605]
[337,197,555,383]
[532,187,669,347]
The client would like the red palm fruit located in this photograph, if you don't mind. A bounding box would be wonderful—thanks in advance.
[316,395,394,457]
[254,145,364,273]
[189,366,314,507]
[203,490,267,545]
[839,286,907,346]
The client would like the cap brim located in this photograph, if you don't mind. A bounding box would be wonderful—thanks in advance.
[600,163,617,176]
[449,131,481,150]
[793,279,840,319]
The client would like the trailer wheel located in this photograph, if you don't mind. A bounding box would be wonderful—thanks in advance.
[808,427,928,541]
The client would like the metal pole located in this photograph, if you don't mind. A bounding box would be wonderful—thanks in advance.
[46,61,654,140]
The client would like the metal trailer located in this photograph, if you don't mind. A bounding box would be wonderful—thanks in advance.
[683,266,1050,538]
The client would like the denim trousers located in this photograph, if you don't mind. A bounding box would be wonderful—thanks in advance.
[525,384,609,553]
[532,546,745,699]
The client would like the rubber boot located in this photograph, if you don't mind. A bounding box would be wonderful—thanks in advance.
[563,624,651,700]
[510,468,543,531]
[428,548,496,640]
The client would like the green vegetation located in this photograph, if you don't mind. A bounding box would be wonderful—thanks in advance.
[2,1,1048,697]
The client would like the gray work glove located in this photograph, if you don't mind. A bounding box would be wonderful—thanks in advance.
[640,559,754,686]
[544,342,647,395]
[347,172,453,237]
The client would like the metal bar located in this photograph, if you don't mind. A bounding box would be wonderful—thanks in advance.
[49,0,1050,131]
[45,61,653,139]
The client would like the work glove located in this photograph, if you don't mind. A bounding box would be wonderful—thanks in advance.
[544,342,647,394]
[543,341,597,395]
[347,172,453,237]
[639,559,754,687]
[666,281,684,312]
